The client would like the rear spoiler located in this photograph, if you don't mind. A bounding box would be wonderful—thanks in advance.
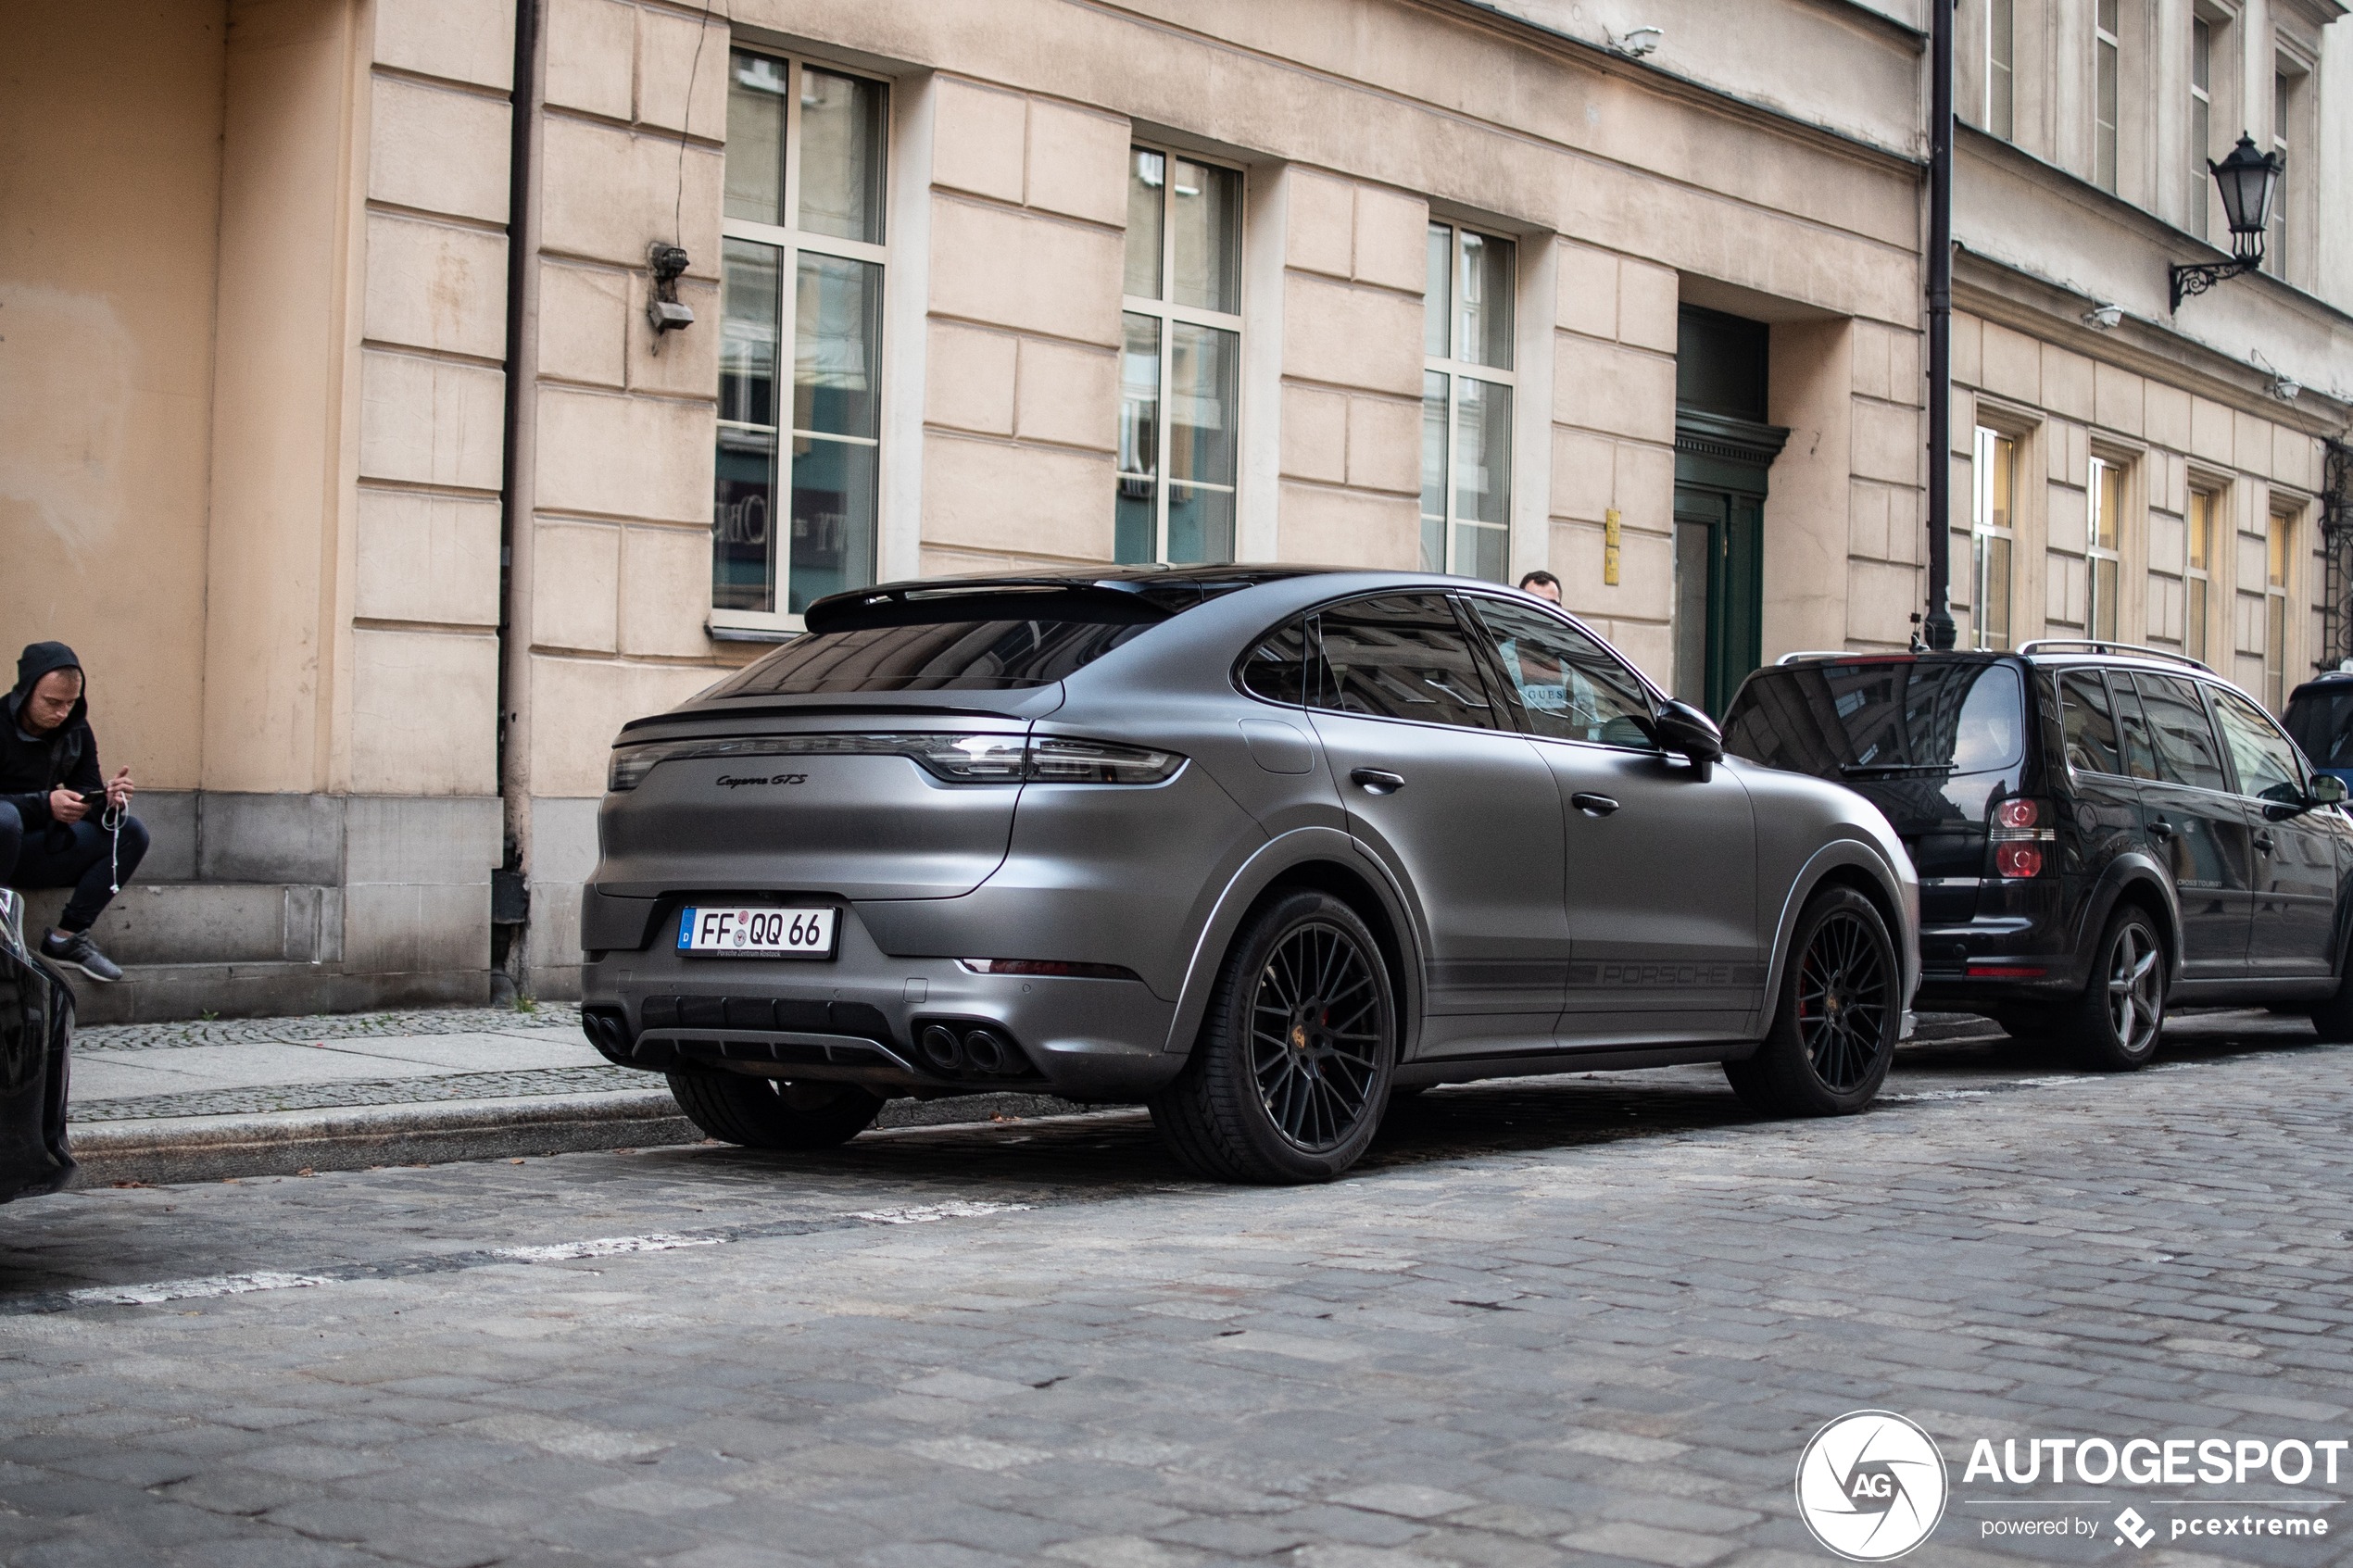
[804,580,1175,633]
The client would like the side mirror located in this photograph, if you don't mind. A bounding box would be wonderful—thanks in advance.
[1652,700,1724,781]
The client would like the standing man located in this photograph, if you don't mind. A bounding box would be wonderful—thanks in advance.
[0,645,145,983]
[1518,570,1562,604]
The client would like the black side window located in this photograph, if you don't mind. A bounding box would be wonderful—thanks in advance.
[2058,670,2124,776]
[1239,618,1309,706]
[2111,676,2162,781]
[1462,596,1659,747]
[2130,673,2229,792]
[1310,595,1498,730]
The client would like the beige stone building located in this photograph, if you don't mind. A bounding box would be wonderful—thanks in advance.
[3,0,2347,1021]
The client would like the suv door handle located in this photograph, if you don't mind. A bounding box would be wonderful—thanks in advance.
[1350,769,1405,796]
[2147,819,2174,839]
[1570,792,1620,817]
[2254,832,2277,855]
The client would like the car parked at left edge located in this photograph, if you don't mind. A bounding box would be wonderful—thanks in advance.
[0,889,75,1204]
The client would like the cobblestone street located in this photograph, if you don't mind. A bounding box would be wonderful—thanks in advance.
[2,1015,2350,1568]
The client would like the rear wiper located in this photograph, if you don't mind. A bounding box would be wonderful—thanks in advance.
[1839,760,1957,777]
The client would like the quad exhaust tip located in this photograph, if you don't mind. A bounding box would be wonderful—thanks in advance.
[918,1022,1022,1078]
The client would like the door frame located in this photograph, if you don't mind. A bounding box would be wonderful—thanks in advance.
[1673,408,1787,717]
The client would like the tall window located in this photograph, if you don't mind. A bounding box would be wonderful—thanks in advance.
[1971,427,2016,650]
[2095,0,2121,193]
[1422,223,1516,582]
[2185,487,2215,664]
[714,52,887,623]
[2269,68,2294,277]
[2267,507,2294,709]
[2088,457,2122,641]
[2189,19,2212,237]
[1987,0,2015,139]
[1118,146,1241,565]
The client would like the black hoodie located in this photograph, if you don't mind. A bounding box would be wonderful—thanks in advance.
[0,643,103,842]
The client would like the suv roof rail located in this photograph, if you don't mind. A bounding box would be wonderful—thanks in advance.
[1775,650,1872,665]
[2014,638,2214,674]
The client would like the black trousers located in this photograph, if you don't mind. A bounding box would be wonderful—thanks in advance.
[0,803,149,933]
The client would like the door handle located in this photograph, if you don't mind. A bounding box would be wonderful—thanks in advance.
[2254,832,2277,855]
[1570,792,1620,817]
[1350,768,1405,796]
[2147,819,2174,839]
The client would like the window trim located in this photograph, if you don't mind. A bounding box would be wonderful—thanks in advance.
[2087,453,2128,642]
[1422,221,1518,582]
[711,48,892,637]
[2094,0,2121,194]
[2189,16,2212,238]
[1118,140,1247,567]
[1986,0,2015,140]
[2265,501,2297,712]
[1970,425,2018,651]
[2183,483,2220,665]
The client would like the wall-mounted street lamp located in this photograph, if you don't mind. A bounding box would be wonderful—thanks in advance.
[2171,134,2284,311]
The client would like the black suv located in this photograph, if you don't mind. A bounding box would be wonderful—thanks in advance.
[1723,641,2353,1068]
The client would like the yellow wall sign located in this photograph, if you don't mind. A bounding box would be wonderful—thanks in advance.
[1604,508,1621,586]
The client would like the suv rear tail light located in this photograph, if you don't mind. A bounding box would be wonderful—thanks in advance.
[607,734,1183,791]
[1988,797,2055,878]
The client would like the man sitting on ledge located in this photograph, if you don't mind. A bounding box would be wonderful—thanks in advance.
[0,644,145,984]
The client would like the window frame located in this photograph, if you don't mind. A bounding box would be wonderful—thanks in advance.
[711,48,891,637]
[1421,221,1518,583]
[1117,141,1246,567]
[2183,484,2218,665]
[1970,425,2017,651]
[1986,0,2016,140]
[2189,17,2213,237]
[2094,0,2121,193]
[2211,681,2307,802]
[1302,592,1506,734]
[2266,503,2296,711]
[2087,455,2126,642]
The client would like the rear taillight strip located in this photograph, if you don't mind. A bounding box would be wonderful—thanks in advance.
[606,733,1184,792]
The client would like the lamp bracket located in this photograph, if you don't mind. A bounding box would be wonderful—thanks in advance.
[2170,257,2260,312]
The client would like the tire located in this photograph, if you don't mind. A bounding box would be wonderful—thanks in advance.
[1724,885,1900,1116]
[1148,890,1397,1184]
[664,1073,885,1149]
[2309,946,2353,1042]
[2065,906,2168,1071]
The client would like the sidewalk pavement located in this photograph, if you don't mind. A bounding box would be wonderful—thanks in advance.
[63,1004,1090,1185]
[63,1002,2013,1185]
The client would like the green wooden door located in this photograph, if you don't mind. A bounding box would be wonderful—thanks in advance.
[1670,484,1763,718]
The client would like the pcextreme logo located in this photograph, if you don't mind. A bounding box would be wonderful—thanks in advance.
[1795,1411,1950,1562]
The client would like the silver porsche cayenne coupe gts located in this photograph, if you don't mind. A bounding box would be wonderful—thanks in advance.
[579,566,1919,1183]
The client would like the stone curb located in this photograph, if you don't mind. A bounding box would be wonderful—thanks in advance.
[66,1090,699,1187]
[63,1085,1109,1187]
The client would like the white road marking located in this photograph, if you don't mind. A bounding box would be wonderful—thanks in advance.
[491,1234,723,1263]
[844,1201,1033,1225]
[66,1272,334,1307]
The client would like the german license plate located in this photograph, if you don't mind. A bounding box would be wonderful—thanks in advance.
[676,906,837,960]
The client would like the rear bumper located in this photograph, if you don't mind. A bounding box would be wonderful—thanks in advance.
[578,909,1182,1103]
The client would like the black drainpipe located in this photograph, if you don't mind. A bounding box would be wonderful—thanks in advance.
[1921,0,1957,651]
[491,0,545,990]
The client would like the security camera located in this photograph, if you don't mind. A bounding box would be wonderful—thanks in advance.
[1609,26,1662,56]
[2082,304,2123,330]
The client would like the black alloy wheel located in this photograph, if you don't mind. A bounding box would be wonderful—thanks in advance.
[1150,890,1397,1183]
[1725,884,1899,1116]
[1252,920,1385,1152]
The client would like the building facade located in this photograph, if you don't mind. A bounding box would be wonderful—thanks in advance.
[2,0,2346,1022]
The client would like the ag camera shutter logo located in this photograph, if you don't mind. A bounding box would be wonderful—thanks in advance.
[1795,1411,1949,1561]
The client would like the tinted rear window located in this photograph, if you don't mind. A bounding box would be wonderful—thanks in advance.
[710,616,1155,695]
[2286,683,2353,768]
[1724,659,2024,778]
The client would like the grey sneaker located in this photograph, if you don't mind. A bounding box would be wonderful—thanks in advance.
[42,930,121,983]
